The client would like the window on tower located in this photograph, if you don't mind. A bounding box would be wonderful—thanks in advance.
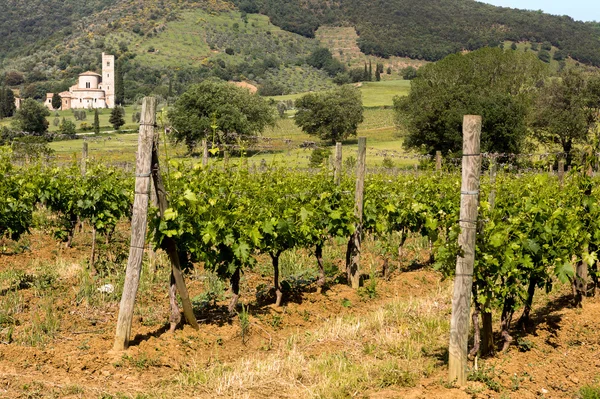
[107,61,111,66]
[86,82,90,88]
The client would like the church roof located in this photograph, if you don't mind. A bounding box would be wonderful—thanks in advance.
[79,71,101,77]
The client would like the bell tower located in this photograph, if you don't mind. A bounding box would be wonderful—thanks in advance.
[102,52,115,108]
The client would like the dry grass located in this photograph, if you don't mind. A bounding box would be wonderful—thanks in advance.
[171,284,451,398]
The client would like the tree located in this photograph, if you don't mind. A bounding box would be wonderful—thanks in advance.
[395,47,548,155]
[510,42,518,50]
[530,68,600,165]
[368,60,373,81]
[51,92,61,110]
[169,80,275,152]
[0,86,16,119]
[93,109,100,135]
[57,117,76,136]
[538,50,551,63]
[401,66,418,80]
[294,85,364,143]
[109,106,125,131]
[11,98,50,134]
[375,68,381,81]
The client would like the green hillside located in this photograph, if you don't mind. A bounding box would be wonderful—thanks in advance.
[233,0,600,66]
[1,0,599,104]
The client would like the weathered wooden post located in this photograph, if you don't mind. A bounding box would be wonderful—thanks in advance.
[202,139,208,167]
[448,115,482,385]
[334,142,342,185]
[558,160,565,187]
[436,150,442,173]
[81,141,88,175]
[113,97,157,351]
[223,150,229,170]
[347,137,366,289]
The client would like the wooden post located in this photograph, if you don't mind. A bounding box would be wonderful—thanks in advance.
[334,142,342,185]
[81,141,88,175]
[114,97,157,351]
[488,155,497,210]
[448,115,482,385]
[558,160,565,187]
[202,139,208,167]
[347,137,366,289]
[223,150,229,170]
[150,140,199,332]
[436,151,442,172]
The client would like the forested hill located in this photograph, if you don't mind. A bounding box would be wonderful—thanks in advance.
[0,0,118,57]
[234,0,600,66]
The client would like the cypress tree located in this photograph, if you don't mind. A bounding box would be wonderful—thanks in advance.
[368,60,373,81]
[93,109,100,135]
[51,92,62,110]
[0,86,16,118]
[363,63,368,81]
[115,60,125,105]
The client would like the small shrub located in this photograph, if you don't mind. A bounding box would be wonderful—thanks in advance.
[382,157,394,169]
[309,147,332,168]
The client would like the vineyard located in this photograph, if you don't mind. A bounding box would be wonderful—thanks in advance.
[2,118,600,397]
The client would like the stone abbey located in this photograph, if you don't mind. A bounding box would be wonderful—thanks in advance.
[45,53,115,110]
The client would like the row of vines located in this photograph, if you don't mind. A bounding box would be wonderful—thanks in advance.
[1,146,599,355]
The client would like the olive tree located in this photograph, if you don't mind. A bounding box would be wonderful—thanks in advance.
[394,47,548,155]
[169,80,275,152]
[11,99,50,134]
[294,85,364,143]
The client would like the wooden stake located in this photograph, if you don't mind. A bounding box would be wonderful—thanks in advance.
[81,141,88,175]
[347,137,366,289]
[223,150,229,170]
[488,155,497,210]
[558,160,565,187]
[202,139,208,167]
[448,115,482,385]
[334,142,342,185]
[114,97,157,351]
[436,150,442,172]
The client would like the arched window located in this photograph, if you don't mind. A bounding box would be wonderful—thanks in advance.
[86,82,91,89]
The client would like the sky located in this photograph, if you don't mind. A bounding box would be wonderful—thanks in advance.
[480,0,599,22]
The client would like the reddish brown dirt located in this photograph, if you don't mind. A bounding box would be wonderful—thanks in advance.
[1,229,599,398]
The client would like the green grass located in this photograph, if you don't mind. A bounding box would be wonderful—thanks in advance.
[45,108,414,167]
[269,80,411,108]
[1,105,140,134]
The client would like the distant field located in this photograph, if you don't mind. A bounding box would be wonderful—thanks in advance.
[46,108,413,168]
[269,80,411,107]
[1,105,141,133]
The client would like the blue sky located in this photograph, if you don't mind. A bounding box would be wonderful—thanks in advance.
[480,0,599,22]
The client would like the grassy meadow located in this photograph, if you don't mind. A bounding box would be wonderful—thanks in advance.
[44,107,412,168]
[269,79,410,108]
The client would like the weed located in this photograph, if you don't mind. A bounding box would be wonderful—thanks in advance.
[358,274,377,300]
[270,313,283,329]
[22,298,60,347]
[468,363,502,392]
[510,373,524,391]
[517,337,534,352]
[579,385,600,399]
[341,298,352,307]
[376,360,416,388]
[0,289,23,328]
[78,339,90,351]
[238,304,250,344]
